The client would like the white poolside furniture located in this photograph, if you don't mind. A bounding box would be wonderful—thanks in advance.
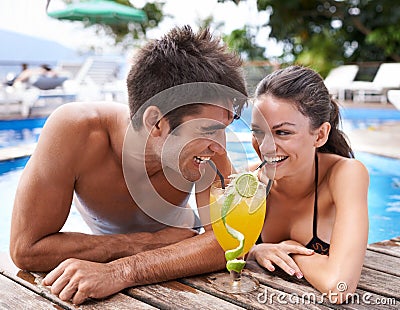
[349,63,400,103]
[63,56,128,103]
[324,65,359,101]
[0,56,129,117]
[0,79,75,117]
[388,90,400,110]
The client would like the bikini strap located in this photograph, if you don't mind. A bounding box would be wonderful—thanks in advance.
[312,153,319,236]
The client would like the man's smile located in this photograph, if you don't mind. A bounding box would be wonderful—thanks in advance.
[194,156,211,164]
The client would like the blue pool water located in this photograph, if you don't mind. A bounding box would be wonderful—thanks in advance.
[1,107,400,252]
[0,117,47,148]
[227,141,400,244]
[225,106,400,244]
[340,108,400,123]
[0,158,91,252]
[357,152,400,243]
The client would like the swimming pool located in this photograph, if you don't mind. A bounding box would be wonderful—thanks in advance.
[0,158,91,252]
[225,106,400,244]
[1,107,399,148]
[1,107,400,252]
[0,117,47,148]
[227,140,400,243]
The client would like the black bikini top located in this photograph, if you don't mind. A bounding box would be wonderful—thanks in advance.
[305,154,330,255]
[256,154,330,256]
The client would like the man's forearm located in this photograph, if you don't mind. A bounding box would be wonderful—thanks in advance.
[112,231,226,287]
[12,228,193,272]
[40,230,225,304]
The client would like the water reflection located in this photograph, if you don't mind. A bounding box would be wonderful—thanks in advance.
[0,127,42,148]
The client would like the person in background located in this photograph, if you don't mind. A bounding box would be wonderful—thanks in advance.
[13,63,57,86]
[39,64,58,78]
[248,65,369,303]
[5,63,29,86]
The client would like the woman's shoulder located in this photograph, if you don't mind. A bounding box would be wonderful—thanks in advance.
[321,152,366,171]
[320,153,369,187]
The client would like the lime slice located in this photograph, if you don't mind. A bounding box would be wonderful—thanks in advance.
[224,224,244,261]
[217,174,256,275]
[221,193,235,225]
[226,259,246,273]
[235,173,258,198]
[248,198,261,214]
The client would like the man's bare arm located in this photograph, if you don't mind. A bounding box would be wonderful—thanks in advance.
[11,225,196,272]
[42,230,226,304]
[10,103,195,271]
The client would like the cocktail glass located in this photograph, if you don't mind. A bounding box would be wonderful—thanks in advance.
[209,177,266,294]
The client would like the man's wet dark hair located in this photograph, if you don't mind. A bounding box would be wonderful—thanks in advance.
[127,25,248,130]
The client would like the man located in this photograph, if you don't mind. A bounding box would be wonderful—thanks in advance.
[10,26,247,304]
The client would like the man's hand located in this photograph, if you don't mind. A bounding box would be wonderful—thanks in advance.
[247,240,314,279]
[42,258,128,305]
[41,227,197,305]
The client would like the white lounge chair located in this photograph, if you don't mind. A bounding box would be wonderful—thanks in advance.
[63,56,128,102]
[324,65,359,101]
[349,63,400,103]
[388,90,400,110]
[0,76,75,117]
[1,56,128,117]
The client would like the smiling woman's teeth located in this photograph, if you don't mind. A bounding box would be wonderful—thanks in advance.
[194,156,211,164]
[265,156,288,164]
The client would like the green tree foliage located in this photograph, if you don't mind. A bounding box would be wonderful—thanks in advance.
[256,0,400,75]
[104,0,164,43]
[223,27,266,60]
[100,1,165,47]
[195,15,225,32]
[61,0,400,75]
[221,0,400,76]
[61,0,165,48]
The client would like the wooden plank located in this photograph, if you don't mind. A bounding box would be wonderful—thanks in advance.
[244,261,350,309]
[127,280,246,310]
[363,249,400,277]
[180,271,332,310]
[367,240,400,258]
[338,288,399,310]
[0,274,63,310]
[389,236,400,243]
[75,293,158,310]
[0,270,157,310]
[29,272,158,310]
[0,270,75,310]
[357,267,400,300]
[244,261,400,309]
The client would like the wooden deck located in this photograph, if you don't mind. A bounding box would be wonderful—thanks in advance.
[1,238,399,309]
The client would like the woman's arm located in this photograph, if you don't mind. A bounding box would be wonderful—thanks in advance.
[247,241,314,279]
[293,159,369,303]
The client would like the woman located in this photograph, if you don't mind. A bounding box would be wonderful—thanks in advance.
[248,66,369,302]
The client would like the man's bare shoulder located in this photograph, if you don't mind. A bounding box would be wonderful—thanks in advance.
[46,101,129,132]
[35,102,129,166]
